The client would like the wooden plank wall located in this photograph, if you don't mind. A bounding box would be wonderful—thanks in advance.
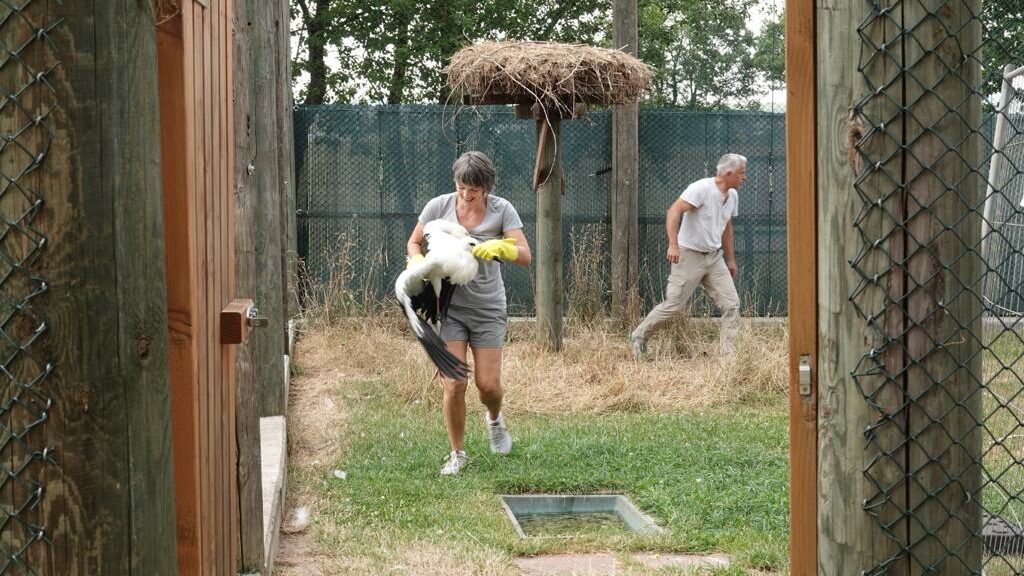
[157,11,202,571]
[34,3,178,574]
[194,0,238,573]
[158,0,238,574]
[233,0,267,568]
[252,0,287,417]
[275,0,299,326]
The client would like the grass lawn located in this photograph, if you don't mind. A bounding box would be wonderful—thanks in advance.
[279,239,1024,574]
[277,318,791,575]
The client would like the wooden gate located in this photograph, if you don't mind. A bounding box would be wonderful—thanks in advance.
[157,1,241,574]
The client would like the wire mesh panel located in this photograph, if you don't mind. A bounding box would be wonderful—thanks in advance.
[0,0,59,572]
[295,105,788,316]
[638,110,787,316]
[294,104,615,315]
[983,71,1024,317]
[848,0,1024,569]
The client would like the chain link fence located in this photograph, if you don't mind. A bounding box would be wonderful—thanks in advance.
[849,0,1024,568]
[295,105,787,316]
[638,110,787,316]
[0,1,59,573]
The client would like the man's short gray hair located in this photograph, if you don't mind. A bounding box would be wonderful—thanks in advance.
[716,153,747,175]
[452,151,496,192]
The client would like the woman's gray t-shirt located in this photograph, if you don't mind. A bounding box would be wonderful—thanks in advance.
[418,193,523,312]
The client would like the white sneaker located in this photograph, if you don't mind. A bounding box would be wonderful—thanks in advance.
[440,450,467,476]
[486,413,512,455]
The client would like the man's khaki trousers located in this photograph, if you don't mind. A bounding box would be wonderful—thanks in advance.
[632,248,741,355]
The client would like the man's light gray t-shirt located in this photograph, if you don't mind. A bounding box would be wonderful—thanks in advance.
[676,177,739,252]
[419,193,523,312]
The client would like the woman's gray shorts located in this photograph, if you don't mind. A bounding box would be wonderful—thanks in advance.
[441,305,507,348]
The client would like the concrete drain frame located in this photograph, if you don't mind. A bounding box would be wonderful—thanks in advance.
[500,494,663,538]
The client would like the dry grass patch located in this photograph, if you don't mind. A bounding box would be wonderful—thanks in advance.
[291,314,787,417]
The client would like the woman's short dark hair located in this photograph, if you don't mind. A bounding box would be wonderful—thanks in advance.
[452,151,496,192]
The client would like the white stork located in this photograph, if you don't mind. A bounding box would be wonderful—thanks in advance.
[395,219,479,380]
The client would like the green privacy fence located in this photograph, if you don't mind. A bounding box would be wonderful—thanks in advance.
[294,104,787,316]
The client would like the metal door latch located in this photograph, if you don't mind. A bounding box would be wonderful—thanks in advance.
[247,306,268,328]
[798,354,813,396]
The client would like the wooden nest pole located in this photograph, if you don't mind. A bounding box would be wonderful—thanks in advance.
[535,114,563,350]
[519,103,575,351]
[447,42,652,351]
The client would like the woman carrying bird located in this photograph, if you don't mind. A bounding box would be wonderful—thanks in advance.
[405,151,532,476]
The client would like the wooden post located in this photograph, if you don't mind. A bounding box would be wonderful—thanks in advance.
[817,0,983,573]
[611,0,639,315]
[817,0,907,570]
[535,116,564,351]
[233,0,266,569]
[785,0,817,571]
[39,2,178,573]
[902,0,982,570]
[251,0,287,416]
[275,0,298,331]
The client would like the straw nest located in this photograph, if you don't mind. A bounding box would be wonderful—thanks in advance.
[446,41,653,112]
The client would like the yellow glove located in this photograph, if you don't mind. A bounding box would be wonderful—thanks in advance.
[406,253,425,269]
[472,238,519,262]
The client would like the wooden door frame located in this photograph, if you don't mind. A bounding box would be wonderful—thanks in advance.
[157,8,203,573]
[786,0,818,572]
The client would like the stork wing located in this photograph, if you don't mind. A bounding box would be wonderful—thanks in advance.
[395,268,469,380]
[409,278,457,325]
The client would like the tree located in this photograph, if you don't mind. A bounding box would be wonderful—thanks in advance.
[636,0,761,109]
[751,11,784,92]
[982,0,1024,100]
[292,0,608,104]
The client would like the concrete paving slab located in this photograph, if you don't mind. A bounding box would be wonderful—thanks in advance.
[631,552,731,569]
[516,552,733,575]
[516,553,618,575]
[261,415,287,575]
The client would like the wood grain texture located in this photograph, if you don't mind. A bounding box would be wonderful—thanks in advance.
[158,6,204,572]
[901,0,983,571]
[251,0,287,417]
[15,3,62,570]
[220,301,252,345]
[534,118,564,351]
[815,0,905,571]
[276,0,299,331]
[51,2,177,574]
[611,0,639,313]
[158,0,240,573]
[784,0,817,571]
[817,0,984,573]
[232,0,267,568]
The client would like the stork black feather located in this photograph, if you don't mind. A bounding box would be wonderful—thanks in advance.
[395,220,479,380]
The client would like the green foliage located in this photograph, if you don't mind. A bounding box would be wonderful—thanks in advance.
[637,0,761,109]
[751,11,784,91]
[982,0,1024,99]
[291,0,787,108]
[293,0,1018,108]
[293,0,608,104]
